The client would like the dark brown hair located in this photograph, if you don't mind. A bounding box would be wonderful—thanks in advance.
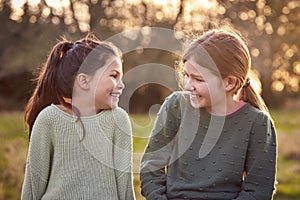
[178,28,269,113]
[24,34,121,139]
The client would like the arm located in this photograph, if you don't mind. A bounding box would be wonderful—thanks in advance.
[234,112,277,200]
[21,109,54,200]
[113,108,135,200]
[140,93,181,200]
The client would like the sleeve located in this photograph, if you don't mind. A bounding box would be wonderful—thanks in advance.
[112,108,135,200]
[234,112,277,200]
[140,93,181,200]
[21,109,54,200]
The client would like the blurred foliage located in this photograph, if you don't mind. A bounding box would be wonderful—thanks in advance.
[0,112,28,200]
[0,0,299,111]
[217,0,300,105]
[0,111,299,200]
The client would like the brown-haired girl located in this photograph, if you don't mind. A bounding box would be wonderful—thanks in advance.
[140,29,277,200]
[21,34,135,199]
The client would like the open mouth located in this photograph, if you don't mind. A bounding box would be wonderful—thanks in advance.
[110,92,121,99]
[190,93,200,98]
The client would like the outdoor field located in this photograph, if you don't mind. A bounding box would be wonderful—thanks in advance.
[0,110,299,200]
[1,0,299,199]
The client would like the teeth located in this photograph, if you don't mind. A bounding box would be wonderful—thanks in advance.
[111,93,120,98]
[180,91,191,94]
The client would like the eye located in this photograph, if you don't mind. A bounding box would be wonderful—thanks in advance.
[196,78,205,82]
[110,72,118,79]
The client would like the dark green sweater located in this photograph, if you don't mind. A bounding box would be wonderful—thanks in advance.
[140,92,277,200]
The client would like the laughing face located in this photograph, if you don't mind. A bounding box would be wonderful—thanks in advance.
[183,59,226,113]
[90,58,124,112]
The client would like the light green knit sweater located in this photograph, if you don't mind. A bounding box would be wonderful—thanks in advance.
[21,105,134,200]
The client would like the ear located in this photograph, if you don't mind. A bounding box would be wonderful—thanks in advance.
[223,76,238,92]
[75,73,91,90]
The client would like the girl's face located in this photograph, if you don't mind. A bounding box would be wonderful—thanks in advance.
[183,59,226,113]
[90,58,124,111]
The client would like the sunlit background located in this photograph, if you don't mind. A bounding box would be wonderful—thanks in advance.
[0,0,300,200]
[2,0,300,102]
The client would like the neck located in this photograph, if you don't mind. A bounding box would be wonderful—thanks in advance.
[74,103,98,116]
[207,96,241,116]
[71,96,98,117]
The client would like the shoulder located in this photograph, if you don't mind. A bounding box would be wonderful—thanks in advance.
[162,91,190,110]
[165,91,189,103]
[110,107,132,130]
[246,104,274,125]
[235,103,274,126]
[246,104,276,140]
[110,107,130,121]
[112,106,129,116]
[34,105,58,125]
[32,105,71,132]
[30,105,58,140]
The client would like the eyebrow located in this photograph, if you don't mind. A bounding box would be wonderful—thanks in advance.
[184,69,203,79]
[110,69,121,73]
[110,69,123,77]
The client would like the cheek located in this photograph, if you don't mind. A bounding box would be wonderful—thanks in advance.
[208,82,226,98]
[195,83,209,93]
[196,83,222,100]
[98,79,114,91]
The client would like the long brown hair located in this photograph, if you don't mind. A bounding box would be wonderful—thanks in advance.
[24,34,121,139]
[178,28,269,114]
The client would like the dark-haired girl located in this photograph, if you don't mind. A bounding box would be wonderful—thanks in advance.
[21,35,134,200]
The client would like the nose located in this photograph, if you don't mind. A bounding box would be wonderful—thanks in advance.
[184,77,194,91]
[118,79,125,90]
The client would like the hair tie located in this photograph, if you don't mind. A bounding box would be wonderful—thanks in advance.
[243,78,250,88]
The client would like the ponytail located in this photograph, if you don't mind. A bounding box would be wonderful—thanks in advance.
[239,81,270,115]
[24,41,73,138]
[25,34,121,140]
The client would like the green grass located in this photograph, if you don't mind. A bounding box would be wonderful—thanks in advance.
[272,109,300,200]
[271,109,300,134]
[0,112,28,200]
[0,110,299,200]
[131,114,154,153]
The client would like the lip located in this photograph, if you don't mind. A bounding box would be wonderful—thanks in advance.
[190,93,200,98]
[190,94,201,103]
[110,92,122,98]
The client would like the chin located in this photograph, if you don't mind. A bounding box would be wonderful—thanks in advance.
[190,101,201,108]
[110,102,119,109]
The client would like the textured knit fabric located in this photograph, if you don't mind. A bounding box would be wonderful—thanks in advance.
[21,105,134,200]
[140,92,277,200]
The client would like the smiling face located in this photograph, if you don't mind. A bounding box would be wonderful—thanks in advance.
[183,59,226,113]
[72,57,124,116]
[90,58,124,112]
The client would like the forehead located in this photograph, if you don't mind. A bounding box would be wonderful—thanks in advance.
[184,56,221,76]
[105,58,122,71]
[184,60,211,75]
[186,53,220,75]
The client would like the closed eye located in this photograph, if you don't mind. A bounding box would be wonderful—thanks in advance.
[184,72,205,82]
[195,77,205,82]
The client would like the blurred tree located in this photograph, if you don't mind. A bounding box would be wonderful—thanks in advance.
[99,0,300,106]
[0,1,82,110]
[95,0,300,107]
[216,0,300,106]
[0,0,299,110]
